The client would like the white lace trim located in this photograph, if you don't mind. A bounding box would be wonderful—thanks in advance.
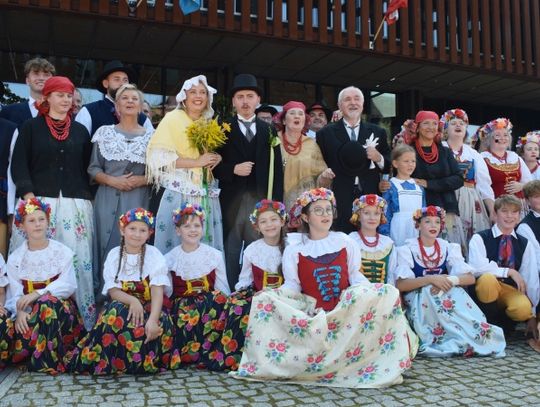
[165,244,222,279]
[92,125,153,164]
[10,239,73,281]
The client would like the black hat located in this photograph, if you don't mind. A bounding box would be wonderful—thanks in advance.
[255,103,278,116]
[337,140,369,177]
[96,60,137,94]
[230,74,262,97]
[306,102,332,122]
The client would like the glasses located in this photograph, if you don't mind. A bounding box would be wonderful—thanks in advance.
[309,207,335,216]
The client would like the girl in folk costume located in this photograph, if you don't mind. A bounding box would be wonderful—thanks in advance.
[6,198,83,373]
[392,206,506,357]
[349,195,396,284]
[479,118,532,216]
[66,208,179,374]
[380,143,425,246]
[232,188,416,389]
[165,203,229,366]
[441,109,494,241]
[0,255,12,369]
[207,199,287,371]
[516,131,540,181]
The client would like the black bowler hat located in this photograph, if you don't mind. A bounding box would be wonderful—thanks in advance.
[337,140,369,176]
[230,73,262,97]
[95,60,137,94]
[307,102,332,122]
[255,103,278,116]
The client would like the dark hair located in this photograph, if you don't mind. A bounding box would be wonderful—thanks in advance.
[174,213,203,227]
[298,201,336,236]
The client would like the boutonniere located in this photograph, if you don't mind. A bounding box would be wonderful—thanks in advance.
[267,128,280,199]
[269,128,281,148]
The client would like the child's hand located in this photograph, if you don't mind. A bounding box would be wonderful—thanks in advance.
[0,304,8,317]
[429,275,453,294]
[144,318,162,344]
[127,298,145,327]
[378,180,391,193]
[508,269,527,293]
[15,311,30,335]
[16,292,40,311]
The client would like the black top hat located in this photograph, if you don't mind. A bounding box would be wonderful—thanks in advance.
[307,102,332,122]
[337,140,369,177]
[96,60,137,94]
[230,74,262,97]
[255,103,278,116]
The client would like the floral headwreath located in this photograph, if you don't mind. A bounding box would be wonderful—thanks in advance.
[172,202,205,225]
[392,119,416,148]
[439,108,469,133]
[476,117,513,141]
[119,208,155,231]
[412,206,446,230]
[249,199,287,226]
[289,188,336,228]
[14,197,51,228]
[350,194,388,226]
[516,130,540,150]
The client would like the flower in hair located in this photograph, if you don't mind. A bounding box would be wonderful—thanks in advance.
[249,199,287,226]
[350,194,388,226]
[119,207,155,231]
[14,197,51,228]
[172,202,205,225]
[289,188,336,227]
[516,130,540,150]
[412,205,446,230]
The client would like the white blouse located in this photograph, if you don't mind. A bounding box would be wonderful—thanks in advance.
[0,255,7,288]
[348,232,397,281]
[102,244,171,297]
[236,239,282,291]
[282,231,368,293]
[481,150,533,183]
[392,238,473,283]
[5,239,77,316]
[91,125,153,163]
[165,243,230,295]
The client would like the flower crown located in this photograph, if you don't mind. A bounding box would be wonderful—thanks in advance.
[350,194,387,226]
[516,130,540,150]
[289,188,336,227]
[249,199,287,225]
[440,108,469,133]
[172,202,205,225]
[392,119,416,148]
[477,118,513,141]
[14,197,51,228]
[412,206,446,229]
[119,208,155,231]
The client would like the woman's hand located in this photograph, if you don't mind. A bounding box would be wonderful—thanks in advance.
[110,173,135,192]
[414,178,428,188]
[144,318,162,344]
[15,311,31,335]
[428,275,454,295]
[0,304,8,317]
[207,153,222,170]
[198,153,221,169]
[16,292,40,312]
[23,192,35,200]
[504,181,523,195]
[127,298,145,327]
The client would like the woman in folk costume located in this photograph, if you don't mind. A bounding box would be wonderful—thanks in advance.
[348,194,396,284]
[66,208,179,374]
[479,118,532,217]
[10,76,95,330]
[231,188,416,388]
[207,199,287,372]
[392,206,506,357]
[146,75,223,253]
[273,101,333,210]
[165,203,229,366]
[0,254,12,369]
[6,198,83,373]
[88,84,152,285]
[441,108,494,241]
[516,131,540,180]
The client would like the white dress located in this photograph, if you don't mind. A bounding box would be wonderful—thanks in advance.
[236,239,283,291]
[348,232,397,284]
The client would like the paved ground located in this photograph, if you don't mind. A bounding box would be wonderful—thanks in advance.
[0,336,540,406]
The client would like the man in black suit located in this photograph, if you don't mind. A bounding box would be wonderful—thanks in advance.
[316,86,390,233]
[214,74,283,289]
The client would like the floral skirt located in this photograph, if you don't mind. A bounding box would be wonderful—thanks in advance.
[231,284,417,388]
[65,300,180,375]
[403,286,506,357]
[10,196,96,330]
[441,213,468,258]
[171,290,228,366]
[456,186,491,244]
[0,314,14,369]
[11,294,84,374]
[206,288,253,371]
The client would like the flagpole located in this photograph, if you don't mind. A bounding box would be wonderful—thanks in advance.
[369,16,387,50]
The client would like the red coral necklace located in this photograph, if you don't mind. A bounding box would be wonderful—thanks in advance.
[45,114,71,141]
[418,238,441,268]
[358,230,379,248]
[283,133,303,155]
[415,139,439,164]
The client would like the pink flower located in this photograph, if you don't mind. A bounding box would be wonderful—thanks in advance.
[276,343,286,352]
[384,332,394,343]
[328,322,337,330]
[291,318,297,325]
[365,364,375,373]
[257,303,263,309]
[269,341,275,349]
[480,322,490,329]
[433,326,444,336]
[264,304,273,312]
[307,356,314,363]
[442,299,453,309]
[297,319,308,328]
[366,311,373,320]
[353,347,361,356]
[315,354,324,363]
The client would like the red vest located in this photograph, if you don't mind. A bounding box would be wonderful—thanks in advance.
[22,273,59,295]
[172,270,216,297]
[484,158,524,199]
[252,265,283,291]
[297,248,349,311]
[121,277,151,302]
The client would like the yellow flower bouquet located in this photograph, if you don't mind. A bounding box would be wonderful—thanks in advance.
[186,118,230,154]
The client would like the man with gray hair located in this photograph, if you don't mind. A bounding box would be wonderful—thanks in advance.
[316,86,390,232]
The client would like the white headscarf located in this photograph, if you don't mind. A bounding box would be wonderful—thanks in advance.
[175,74,217,119]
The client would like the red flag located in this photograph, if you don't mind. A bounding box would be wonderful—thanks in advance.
[385,0,408,25]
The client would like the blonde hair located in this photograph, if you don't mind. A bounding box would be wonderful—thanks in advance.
[115,83,144,112]
[391,144,416,162]
[523,180,540,199]
[494,194,522,212]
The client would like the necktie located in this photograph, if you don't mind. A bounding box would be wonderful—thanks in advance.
[498,234,515,269]
[347,125,359,142]
[240,119,256,142]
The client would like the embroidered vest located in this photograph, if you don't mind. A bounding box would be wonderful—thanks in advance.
[360,245,392,284]
[411,251,449,278]
[172,270,216,297]
[22,273,59,295]
[121,277,151,302]
[252,265,283,291]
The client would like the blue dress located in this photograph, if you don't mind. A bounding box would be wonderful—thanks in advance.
[393,238,506,357]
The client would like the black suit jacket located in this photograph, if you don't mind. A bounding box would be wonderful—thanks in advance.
[214,117,283,232]
[0,118,16,221]
[0,102,32,128]
[316,119,390,232]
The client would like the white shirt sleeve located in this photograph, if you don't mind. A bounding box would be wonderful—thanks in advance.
[281,246,301,293]
[102,248,122,296]
[387,245,398,286]
[35,250,77,299]
[472,149,495,201]
[520,241,540,313]
[74,106,92,135]
[345,236,369,286]
[0,255,7,288]
[235,245,254,291]
[5,268,23,316]
[519,157,533,183]
[214,251,230,295]
[468,233,508,278]
[7,128,19,215]
[143,117,154,132]
[446,242,474,276]
[516,223,540,280]
[392,245,416,282]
